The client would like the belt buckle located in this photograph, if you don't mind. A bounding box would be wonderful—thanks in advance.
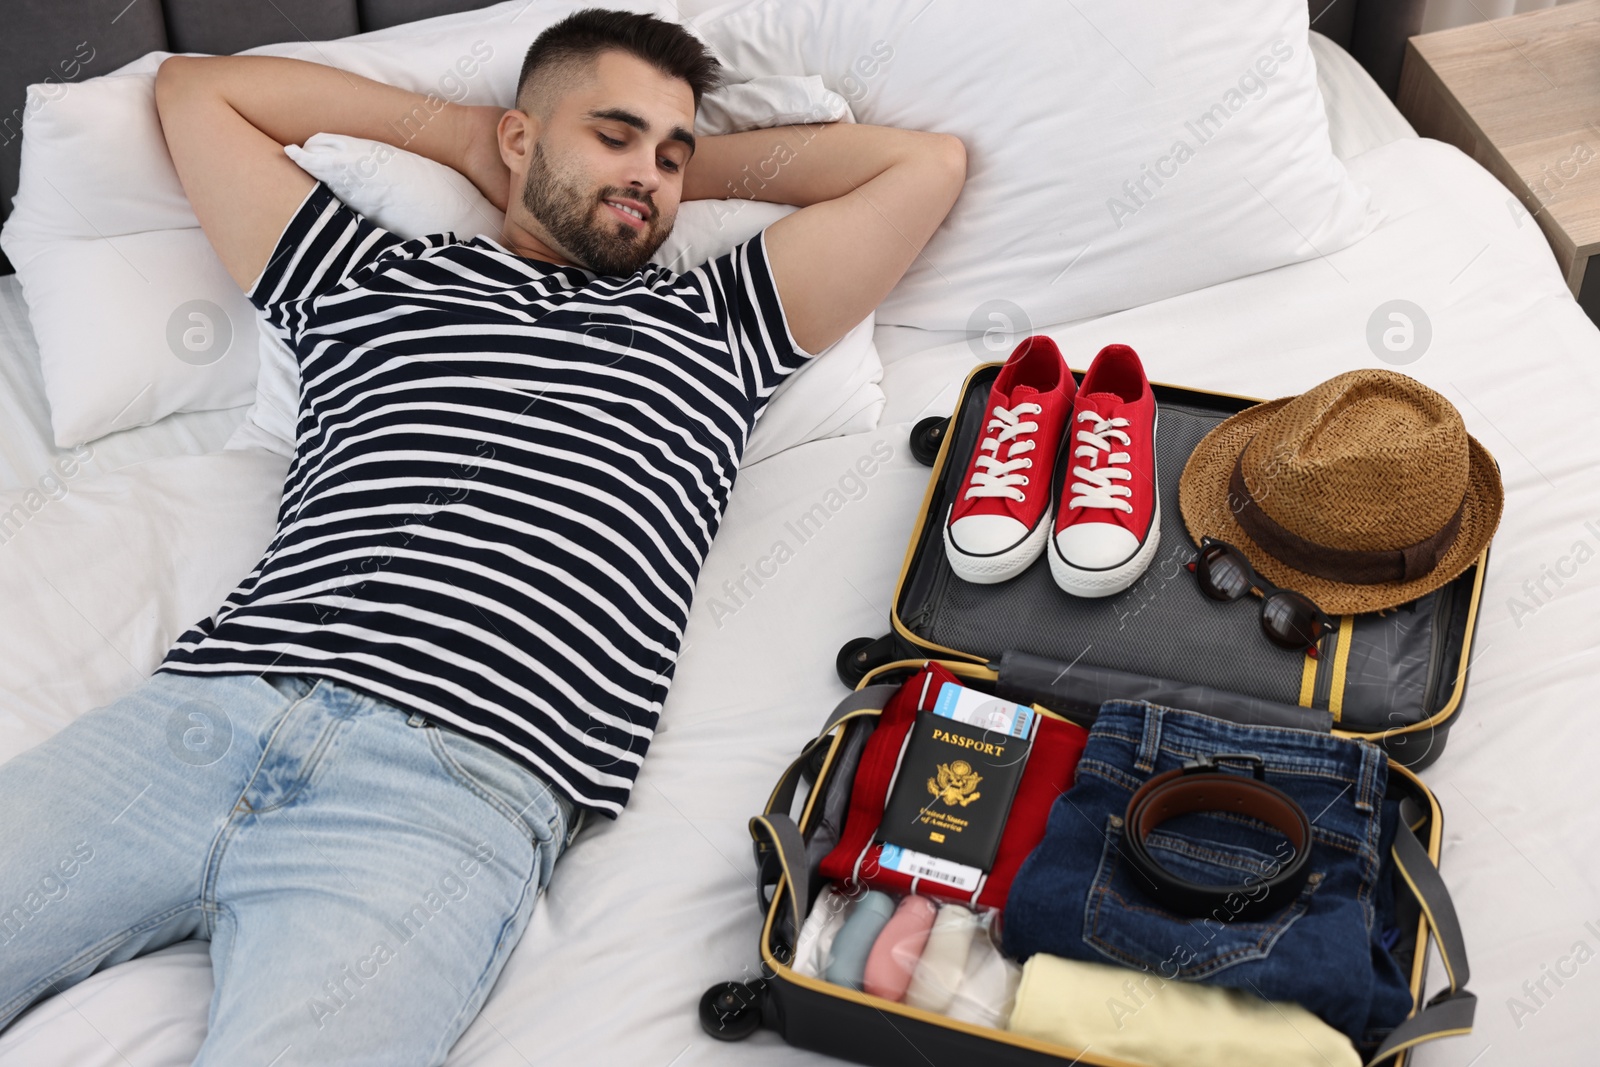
[1182,752,1266,780]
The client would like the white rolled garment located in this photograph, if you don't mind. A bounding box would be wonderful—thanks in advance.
[791,884,854,978]
[943,911,1020,1028]
[904,903,981,1013]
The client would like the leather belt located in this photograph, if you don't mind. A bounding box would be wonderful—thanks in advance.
[1122,753,1313,923]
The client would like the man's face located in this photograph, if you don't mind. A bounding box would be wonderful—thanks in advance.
[516,51,696,275]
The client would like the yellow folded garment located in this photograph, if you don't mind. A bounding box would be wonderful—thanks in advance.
[1007,955,1360,1067]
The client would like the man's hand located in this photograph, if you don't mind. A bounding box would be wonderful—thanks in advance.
[155,55,509,290]
[681,122,966,356]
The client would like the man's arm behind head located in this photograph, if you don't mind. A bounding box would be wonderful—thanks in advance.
[154,55,506,292]
[683,121,966,357]
[155,56,317,292]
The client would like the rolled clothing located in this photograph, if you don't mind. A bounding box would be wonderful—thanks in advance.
[792,884,854,979]
[863,894,938,1002]
[1008,953,1360,1067]
[944,911,1021,1029]
[824,890,896,991]
[1002,699,1412,1049]
[904,903,981,1013]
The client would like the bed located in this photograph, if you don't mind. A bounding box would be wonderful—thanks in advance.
[1,1,1596,1065]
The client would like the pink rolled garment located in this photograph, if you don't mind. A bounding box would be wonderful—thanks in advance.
[862,894,939,1002]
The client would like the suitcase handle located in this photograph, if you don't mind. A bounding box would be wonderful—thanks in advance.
[996,650,1334,733]
[1365,803,1476,1065]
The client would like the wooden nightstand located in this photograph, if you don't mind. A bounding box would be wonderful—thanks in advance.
[1399,2,1600,322]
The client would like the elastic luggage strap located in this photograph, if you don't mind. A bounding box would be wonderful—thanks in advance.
[1365,802,1475,1065]
[762,684,898,819]
[749,812,808,946]
[752,685,898,944]
[821,683,900,735]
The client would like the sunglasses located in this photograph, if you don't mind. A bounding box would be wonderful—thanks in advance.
[1186,538,1336,658]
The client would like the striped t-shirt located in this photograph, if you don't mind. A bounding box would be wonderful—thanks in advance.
[159,181,811,817]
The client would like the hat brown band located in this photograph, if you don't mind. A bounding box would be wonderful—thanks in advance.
[1228,452,1466,586]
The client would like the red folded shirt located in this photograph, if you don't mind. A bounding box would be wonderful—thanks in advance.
[819,664,1088,910]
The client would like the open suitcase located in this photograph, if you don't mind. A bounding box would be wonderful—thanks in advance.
[700,362,1485,1065]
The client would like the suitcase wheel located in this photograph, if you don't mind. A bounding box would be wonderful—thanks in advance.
[836,636,881,688]
[837,633,906,688]
[698,980,764,1041]
[910,415,950,467]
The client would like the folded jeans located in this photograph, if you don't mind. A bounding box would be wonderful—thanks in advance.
[1001,699,1412,1049]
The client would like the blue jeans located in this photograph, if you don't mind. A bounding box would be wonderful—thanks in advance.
[0,670,576,1065]
[1002,699,1412,1048]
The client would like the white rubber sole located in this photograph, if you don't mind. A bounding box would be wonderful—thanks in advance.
[943,504,1053,585]
[1048,500,1161,597]
[1050,408,1160,598]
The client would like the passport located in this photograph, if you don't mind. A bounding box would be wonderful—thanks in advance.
[877,709,1032,872]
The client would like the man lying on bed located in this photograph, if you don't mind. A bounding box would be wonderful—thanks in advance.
[0,9,964,1062]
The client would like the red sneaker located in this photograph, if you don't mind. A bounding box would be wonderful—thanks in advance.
[1048,343,1160,597]
[944,336,1076,584]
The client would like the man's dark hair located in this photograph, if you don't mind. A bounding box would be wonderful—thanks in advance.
[515,8,726,121]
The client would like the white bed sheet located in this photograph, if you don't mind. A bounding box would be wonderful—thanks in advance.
[3,125,1600,1067]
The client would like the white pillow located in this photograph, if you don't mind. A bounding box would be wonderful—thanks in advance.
[687,0,1377,331]
[0,0,674,447]
[227,74,885,466]
[284,134,508,239]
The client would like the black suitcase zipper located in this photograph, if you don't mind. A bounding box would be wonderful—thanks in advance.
[1312,621,1339,711]
[1420,581,1454,718]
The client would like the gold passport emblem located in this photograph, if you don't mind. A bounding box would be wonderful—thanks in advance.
[928,760,983,808]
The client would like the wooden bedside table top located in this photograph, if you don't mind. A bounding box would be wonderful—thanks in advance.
[1401,0,1600,289]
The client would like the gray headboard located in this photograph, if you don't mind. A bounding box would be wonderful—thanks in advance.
[0,0,1425,276]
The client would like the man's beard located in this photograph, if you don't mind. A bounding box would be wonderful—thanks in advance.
[520,140,669,275]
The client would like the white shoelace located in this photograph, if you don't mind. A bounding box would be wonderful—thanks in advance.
[964,402,1042,502]
[1068,409,1134,513]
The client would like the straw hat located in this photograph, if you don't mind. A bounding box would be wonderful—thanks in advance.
[1178,368,1503,615]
